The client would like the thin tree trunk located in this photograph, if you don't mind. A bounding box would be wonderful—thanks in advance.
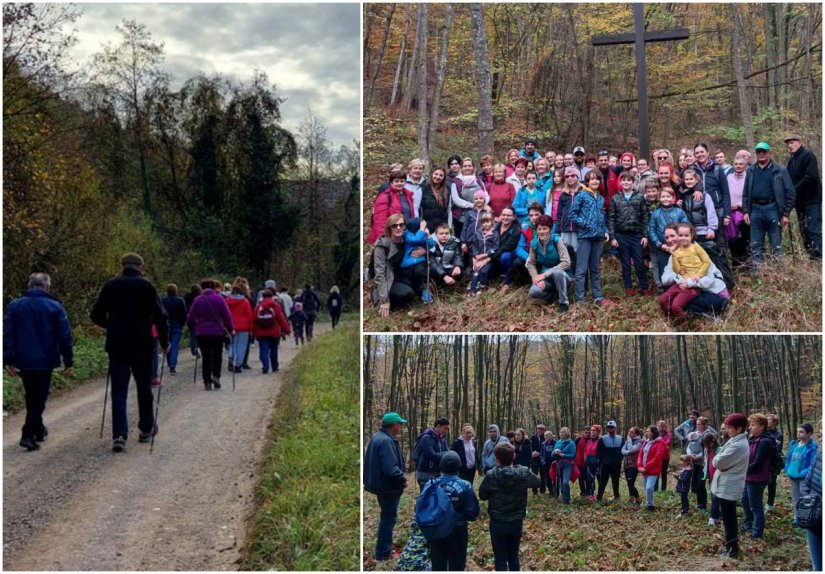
[730,4,755,149]
[390,13,411,107]
[428,3,453,164]
[366,4,395,112]
[402,7,421,113]
[415,4,429,168]
[470,3,494,156]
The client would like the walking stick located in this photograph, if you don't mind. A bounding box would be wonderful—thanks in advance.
[193,352,198,385]
[231,333,236,392]
[150,350,166,454]
[99,368,111,439]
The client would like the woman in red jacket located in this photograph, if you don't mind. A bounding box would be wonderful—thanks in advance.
[638,425,668,511]
[367,169,416,244]
[226,285,253,373]
[252,289,291,374]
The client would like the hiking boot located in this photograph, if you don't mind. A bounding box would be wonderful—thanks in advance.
[204,382,213,391]
[213,378,221,390]
[764,504,774,514]
[35,426,48,442]
[640,289,654,297]
[595,298,616,307]
[242,364,251,370]
[112,436,126,453]
[262,368,269,375]
[626,288,637,297]
[138,423,158,443]
[19,436,40,451]
[558,303,569,313]
[709,517,720,527]
[169,368,177,375]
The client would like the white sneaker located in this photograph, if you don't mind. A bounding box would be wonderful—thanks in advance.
[765,504,774,513]
[708,518,719,527]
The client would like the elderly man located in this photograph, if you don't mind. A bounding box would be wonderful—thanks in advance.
[785,134,822,259]
[4,273,74,451]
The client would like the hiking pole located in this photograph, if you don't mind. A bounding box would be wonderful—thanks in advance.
[99,368,111,439]
[192,350,199,385]
[150,349,166,454]
[231,333,236,392]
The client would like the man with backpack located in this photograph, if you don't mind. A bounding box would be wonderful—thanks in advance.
[765,414,785,513]
[415,451,479,571]
[251,290,291,374]
[414,417,450,490]
[479,441,541,571]
[299,284,320,341]
[364,412,408,562]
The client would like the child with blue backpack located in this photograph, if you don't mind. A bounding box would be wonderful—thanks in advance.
[400,217,429,295]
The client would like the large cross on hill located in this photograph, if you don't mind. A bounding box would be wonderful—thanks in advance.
[591,4,690,160]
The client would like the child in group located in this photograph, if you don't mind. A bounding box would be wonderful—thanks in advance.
[608,170,651,296]
[513,171,543,225]
[428,223,464,286]
[547,167,565,221]
[570,171,612,306]
[289,301,306,346]
[469,212,499,294]
[659,223,711,322]
[460,191,490,251]
[642,178,661,290]
[555,166,583,274]
[648,188,689,290]
[400,217,429,293]
[678,169,719,243]
[515,202,544,265]
[675,454,694,518]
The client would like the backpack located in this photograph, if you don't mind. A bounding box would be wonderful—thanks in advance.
[770,436,785,474]
[367,243,389,282]
[254,305,276,328]
[302,290,319,314]
[411,430,427,472]
[795,493,822,531]
[413,478,457,541]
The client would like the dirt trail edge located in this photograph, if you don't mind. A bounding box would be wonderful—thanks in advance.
[3,325,328,571]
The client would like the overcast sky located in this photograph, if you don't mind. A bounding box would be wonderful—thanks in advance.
[66,3,360,147]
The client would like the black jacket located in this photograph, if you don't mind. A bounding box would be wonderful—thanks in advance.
[478,465,541,522]
[608,190,650,238]
[364,428,406,494]
[416,428,449,474]
[161,295,187,330]
[491,223,523,262]
[91,268,169,357]
[451,437,481,470]
[786,146,822,206]
[428,236,464,278]
[419,185,450,233]
[327,292,343,314]
[694,160,731,218]
[742,161,797,217]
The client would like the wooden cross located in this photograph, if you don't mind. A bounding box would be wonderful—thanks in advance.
[591,4,690,160]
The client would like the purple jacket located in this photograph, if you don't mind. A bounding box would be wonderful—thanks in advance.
[746,433,773,484]
[187,289,233,337]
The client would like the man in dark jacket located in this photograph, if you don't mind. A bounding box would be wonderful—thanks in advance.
[4,273,74,451]
[299,284,320,341]
[415,417,450,489]
[743,142,797,264]
[764,414,784,513]
[428,451,480,571]
[530,423,546,494]
[596,420,626,501]
[161,283,187,375]
[785,134,822,259]
[479,441,541,571]
[91,253,168,453]
[364,412,408,561]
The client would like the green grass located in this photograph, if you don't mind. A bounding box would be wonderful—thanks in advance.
[243,320,360,571]
[2,331,108,413]
[363,469,811,571]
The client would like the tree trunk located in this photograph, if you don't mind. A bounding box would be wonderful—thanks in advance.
[402,7,422,113]
[389,13,411,107]
[470,3,494,156]
[415,4,430,168]
[366,4,395,112]
[730,4,755,150]
[427,3,453,165]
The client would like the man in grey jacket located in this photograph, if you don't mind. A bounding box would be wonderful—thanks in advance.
[711,413,750,559]
[481,424,509,474]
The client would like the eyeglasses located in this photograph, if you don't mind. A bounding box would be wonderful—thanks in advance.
[390,223,405,229]
[657,156,668,160]
[755,149,769,153]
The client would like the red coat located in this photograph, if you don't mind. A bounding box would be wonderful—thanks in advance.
[637,438,668,476]
[575,436,597,467]
[252,297,291,338]
[367,185,417,244]
[487,180,516,217]
[227,296,253,332]
[599,168,618,211]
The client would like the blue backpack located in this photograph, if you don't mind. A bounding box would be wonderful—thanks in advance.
[413,478,457,541]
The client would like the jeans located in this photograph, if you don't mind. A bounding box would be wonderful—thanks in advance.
[108,351,154,439]
[575,238,604,302]
[797,202,822,259]
[20,370,52,439]
[470,262,493,291]
[305,313,317,341]
[655,458,669,491]
[645,474,658,507]
[625,467,640,499]
[649,248,662,288]
[808,528,823,571]
[258,336,281,372]
[684,291,729,317]
[527,269,570,305]
[489,518,522,571]
[741,481,767,538]
[680,491,690,513]
[198,335,224,386]
[719,497,740,556]
[430,523,468,571]
[375,492,401,560]
[598,464,621,500]
[584,458,599,496]
[616,232,649,290]
[497,251,525,285]
[559,462,574,503]
[166,328,183,370]
[229,331,249,367]
[791,478,804,519]
[749,202,783,262]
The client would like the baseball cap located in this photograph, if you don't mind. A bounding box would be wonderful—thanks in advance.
[755,142,771,151]
[783,134,802,143]
[573,146,586,155]
[264,279,276,289]
[382,412,407,425]
[607,420,617,428]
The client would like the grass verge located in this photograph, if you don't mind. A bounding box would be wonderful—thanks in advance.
[2,331,108,413]
[243,320,360,571]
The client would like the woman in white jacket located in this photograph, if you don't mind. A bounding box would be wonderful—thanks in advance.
[711,413,751,559]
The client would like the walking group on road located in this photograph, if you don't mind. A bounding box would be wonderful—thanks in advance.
[365,409,822,571]
[3,252,345,454]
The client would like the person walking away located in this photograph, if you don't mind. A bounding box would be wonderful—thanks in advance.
[327,286,343,328]
[277,287,293,318]
[479,441,541,571]
[226,285,253,374]
[740,413,773,539]
[597,420,625,501]
[414,418,450,490]
[784,134,822,260]
[428,451,480,571]
[364,412,408,562]
[90,253,168,452]
[183,284,202,358]
[289,302,307,346]
[622,426,644,505]
[4,273,74,451]
[637,425,668,511]
[252,289,291,374]
[785,423,818,521]
[451,424,480,485]
[765,414,785,514]
[160,283,187,375]
[481,424,509,475]
[299,284,321,341]
[710,413,750,558]
[801,447,823,570]
[186,278,233,391]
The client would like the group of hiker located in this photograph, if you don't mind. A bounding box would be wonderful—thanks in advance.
[364,409,822,571]
[368,135,821,324]
[3,252,343,453]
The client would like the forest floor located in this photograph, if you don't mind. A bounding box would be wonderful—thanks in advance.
[2,324,347,571]
[363,114,822,333]
[362,470,811,571]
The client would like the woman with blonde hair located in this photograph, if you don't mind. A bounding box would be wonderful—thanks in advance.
[406,158,429,215]
[326,285,343,329]
[451,424,479,484]
[370,213,416,316]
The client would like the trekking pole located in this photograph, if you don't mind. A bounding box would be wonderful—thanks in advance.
[231,333,236,392]
[192,351,199,385]
[150,350,166,454]
[99,368,111,439]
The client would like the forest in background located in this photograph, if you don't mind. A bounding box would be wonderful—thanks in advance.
[363,2,822,178]
[4,4,360,329]
[363,335,821,457]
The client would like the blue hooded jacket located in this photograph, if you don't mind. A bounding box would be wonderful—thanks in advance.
[4,289,73,370]
[569,189,608,240]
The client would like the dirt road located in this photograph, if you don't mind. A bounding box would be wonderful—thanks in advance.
[3,329,325,571]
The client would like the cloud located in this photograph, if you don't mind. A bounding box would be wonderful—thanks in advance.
[66,3,360,146]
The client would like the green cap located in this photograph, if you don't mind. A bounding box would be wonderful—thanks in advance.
[755,142,771,151]
[382,412,407,425]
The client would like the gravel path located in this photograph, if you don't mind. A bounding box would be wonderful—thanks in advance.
[3,329,326,571]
